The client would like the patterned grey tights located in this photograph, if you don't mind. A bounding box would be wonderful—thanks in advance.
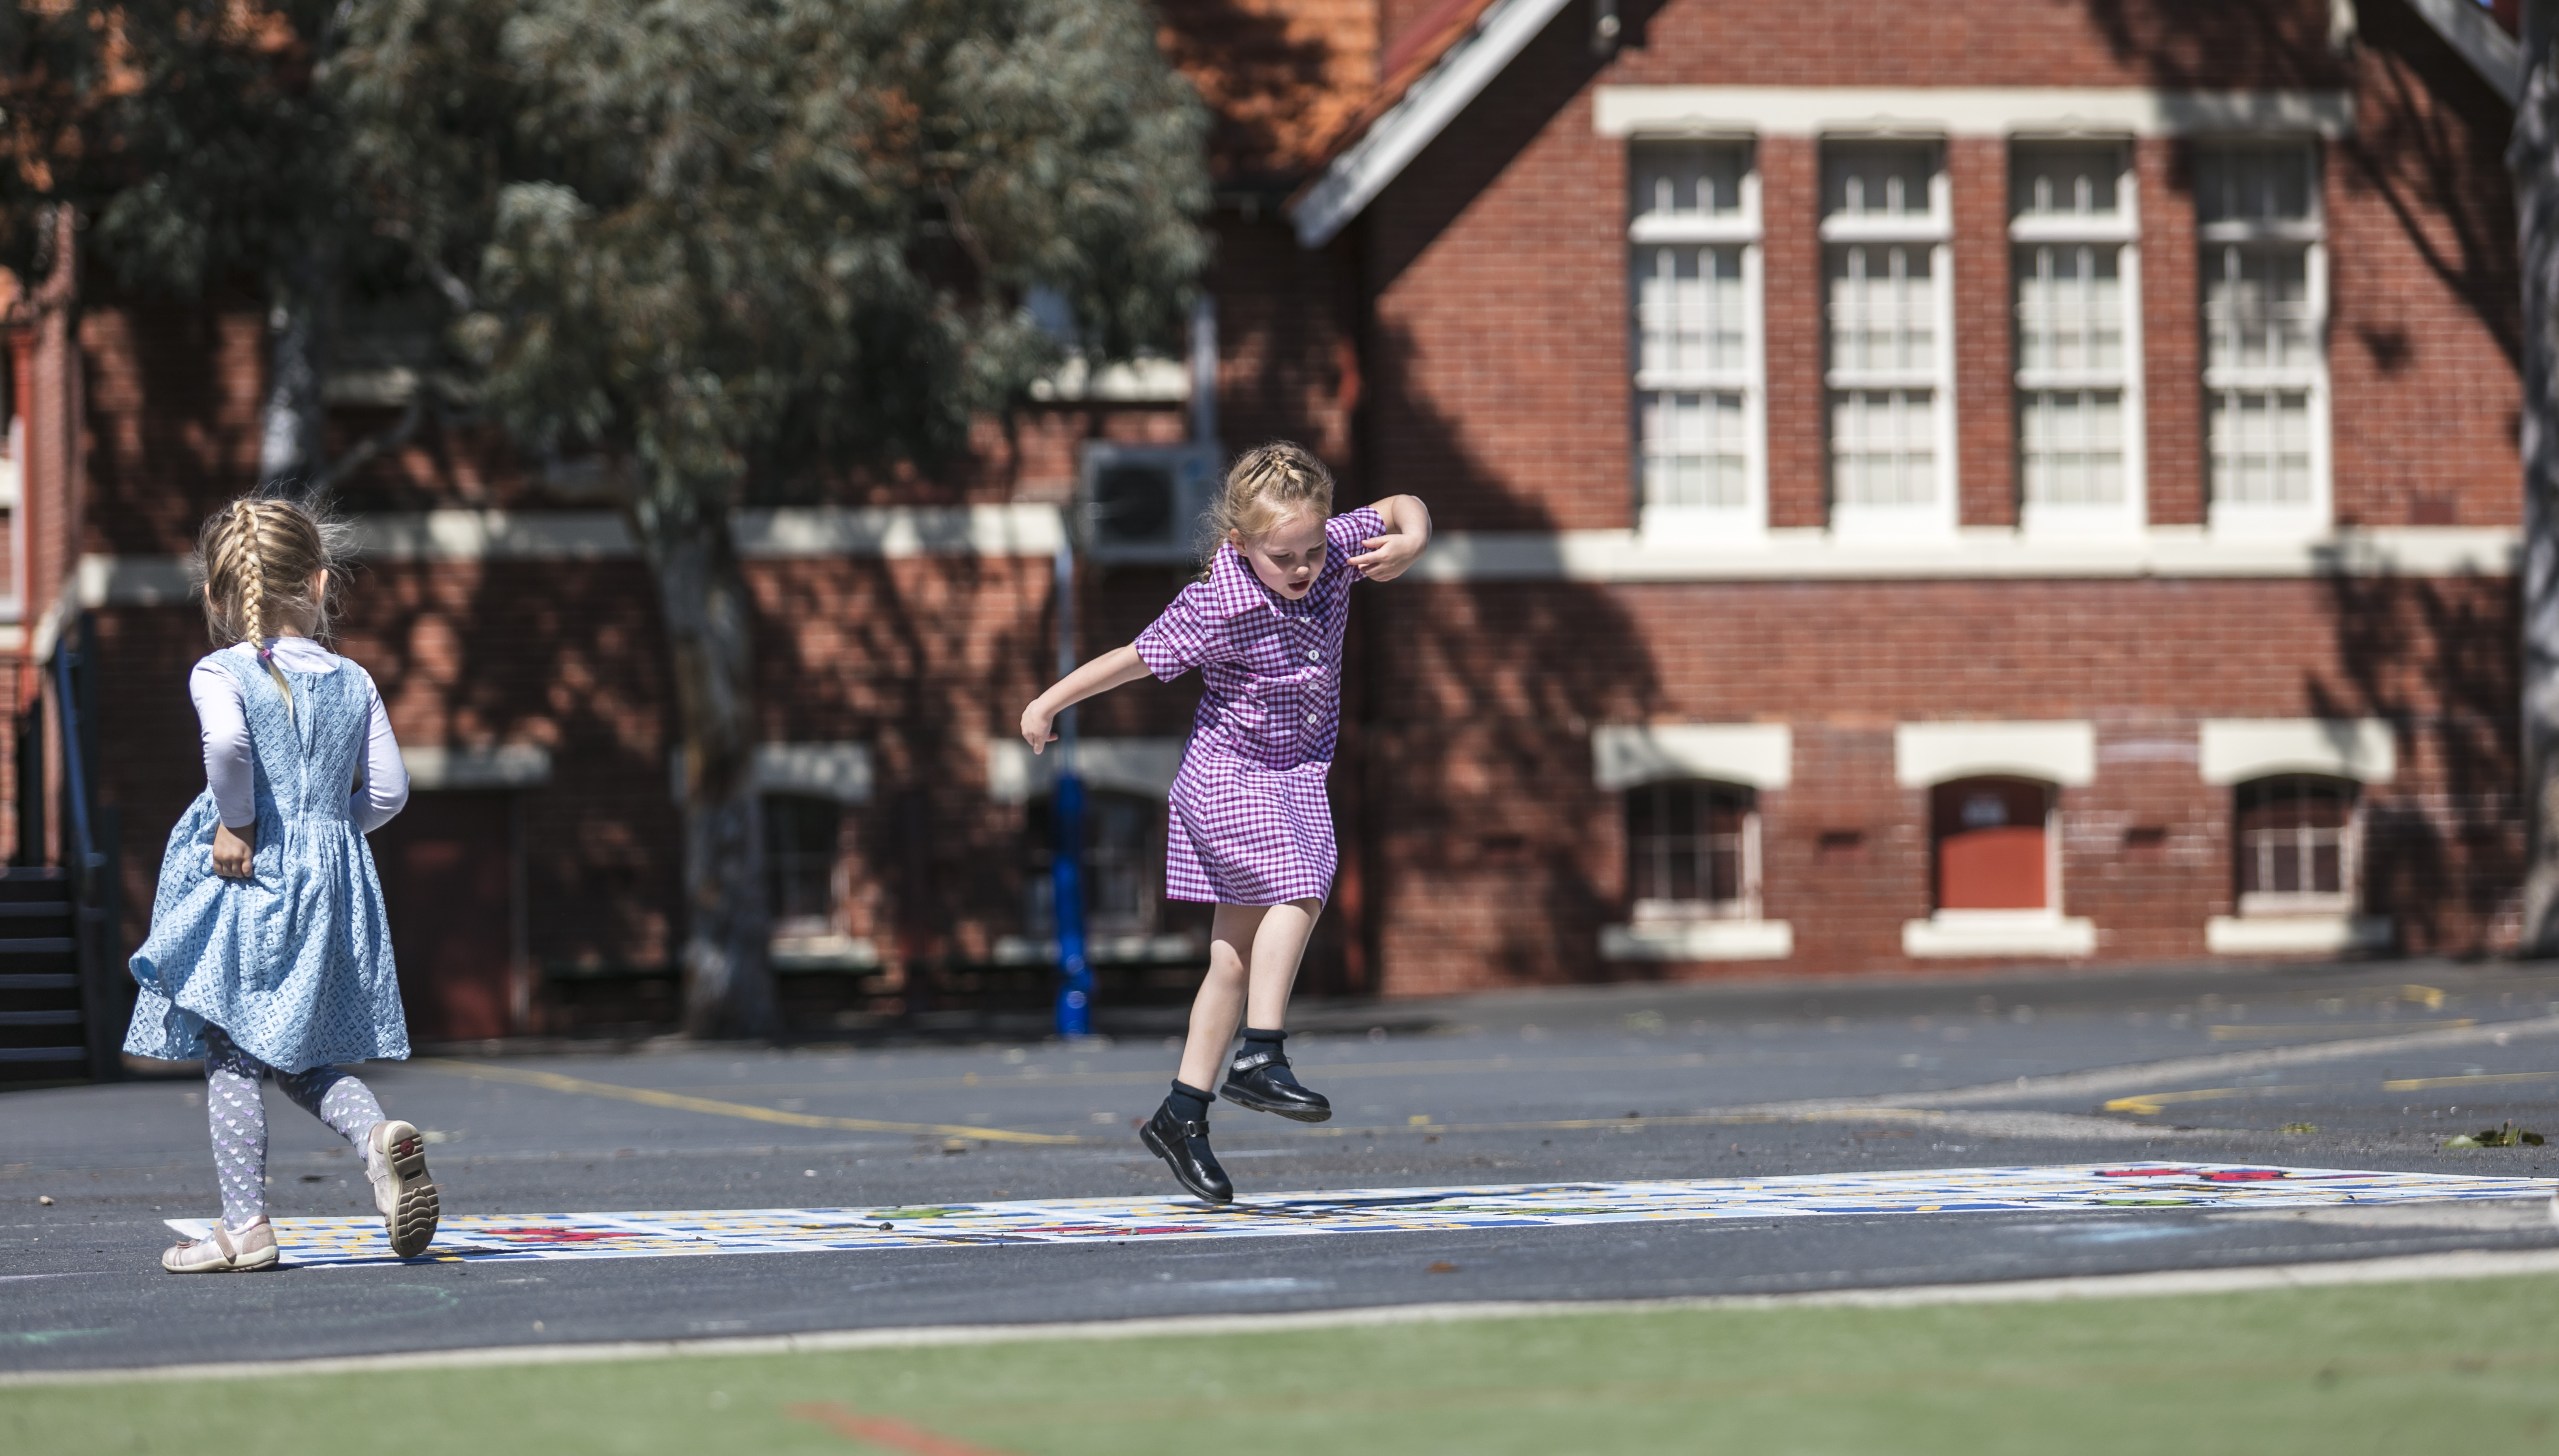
[203,1025,386,1232]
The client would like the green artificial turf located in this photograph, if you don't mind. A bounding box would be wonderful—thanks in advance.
[9,1275,2558,1454]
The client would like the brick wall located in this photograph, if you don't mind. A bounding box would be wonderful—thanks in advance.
[48,0,2537,1012]
[1359,0,2518,533]
[1360,573,2521,991]
[1338,0,2524,990]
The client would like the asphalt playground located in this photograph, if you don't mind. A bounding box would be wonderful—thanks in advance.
[6,956,2559,1391]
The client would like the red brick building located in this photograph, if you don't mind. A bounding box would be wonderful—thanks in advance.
[0,0,2533,1049]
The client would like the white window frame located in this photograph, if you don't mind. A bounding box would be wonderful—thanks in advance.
[1622,778,1765,925]
[2010,138,2146,540]
[1628,136,1767,545]
[2231,775,2361,919]
[1821,136,1958,542]
[2198,138,2331,540]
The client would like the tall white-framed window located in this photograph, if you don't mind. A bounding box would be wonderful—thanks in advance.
[1822,139,1956,540]
[1630,139,1764,543]
[2198,140,2328,538]
[2011,139,2144,539]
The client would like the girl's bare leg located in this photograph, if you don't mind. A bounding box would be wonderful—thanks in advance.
[1246,898,1322,1027]
[1177,898,1321,1089]
[1178,903,1265,1089]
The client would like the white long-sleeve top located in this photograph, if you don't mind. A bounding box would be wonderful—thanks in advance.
[190,637,410,833]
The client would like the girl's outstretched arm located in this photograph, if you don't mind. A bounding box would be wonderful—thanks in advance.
[1021,643,1152,754]
[1347,495,1432,580]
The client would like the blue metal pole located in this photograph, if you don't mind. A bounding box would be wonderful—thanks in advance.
[1051,538,1092,1038]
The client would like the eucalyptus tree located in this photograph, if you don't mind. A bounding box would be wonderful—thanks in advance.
[2519,2,2559,952]
[0,0,371,485]
[341,0,1208,1034]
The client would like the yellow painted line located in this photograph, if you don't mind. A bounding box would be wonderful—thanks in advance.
[1292,1109,1963,1138]
[2098,1085,2333,1115]
[2382,1070,2559,1091]
[665,1052,1730,1098]
[2103,1088,2242,1115]
[410,1059,1090,1146]
[1297,1113,1799,1138]
[2403,984,2446,1010]
[2209,1020,2471,1041]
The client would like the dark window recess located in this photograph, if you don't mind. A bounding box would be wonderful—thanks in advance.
[2235,774,2353,900]
[1931,777,2050,911]
[763,793,843,934]
[374,791,514,1042]
[1028,789,1160,938]
[1626,780,1751,908]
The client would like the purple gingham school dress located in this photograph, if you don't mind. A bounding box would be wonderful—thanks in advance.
[1135,506,1386,906]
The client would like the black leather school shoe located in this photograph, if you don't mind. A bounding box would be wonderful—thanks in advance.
[1140,1103,1234,1203]
[1218,1047,1333,1123]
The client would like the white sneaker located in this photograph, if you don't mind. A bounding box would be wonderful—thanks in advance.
[365,1119,440,1258]
[162,1218,277,1274]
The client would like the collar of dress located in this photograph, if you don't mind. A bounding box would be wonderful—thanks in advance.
[1203,544,1323,620]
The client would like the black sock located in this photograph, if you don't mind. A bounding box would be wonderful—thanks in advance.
[1165,1080,1212,1125]
[1235,1028,1300,1085]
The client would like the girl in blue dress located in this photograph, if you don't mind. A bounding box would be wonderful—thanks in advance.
[125,496,435,1272]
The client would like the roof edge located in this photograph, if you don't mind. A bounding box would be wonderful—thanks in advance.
[2400,0,2521,104]
[1287,0,1575,247]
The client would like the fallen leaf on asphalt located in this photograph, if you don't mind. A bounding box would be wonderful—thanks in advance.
[2444,1121,2544,1148]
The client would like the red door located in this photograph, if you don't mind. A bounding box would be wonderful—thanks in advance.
[373,791,515,1042]
[1932,778,2050,910]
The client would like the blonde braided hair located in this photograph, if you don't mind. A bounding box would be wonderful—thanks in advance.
[1199,442,1335,572]
[194,494,349,717]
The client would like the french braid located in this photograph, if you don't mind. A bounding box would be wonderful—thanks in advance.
[194,495,348,719]
[1199,442,1336,571]
[231,502,293,714]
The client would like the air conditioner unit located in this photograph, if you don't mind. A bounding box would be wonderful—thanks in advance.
[1078,442,1223,564]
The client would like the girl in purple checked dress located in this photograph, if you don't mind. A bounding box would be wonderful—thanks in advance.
[1021,442,1431,1203]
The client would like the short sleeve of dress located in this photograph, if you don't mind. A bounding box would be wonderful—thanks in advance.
[1328,506,1390,579]
[1133,582,1215,681]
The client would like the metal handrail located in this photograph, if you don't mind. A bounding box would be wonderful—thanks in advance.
[53,635,96,874]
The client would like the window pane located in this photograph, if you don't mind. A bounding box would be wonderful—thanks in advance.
[1824,142,1936,219]
[2012,142,2124,220]
[1827,244,1935,371]
[763,795,841,928]
[1627,782,1752,911]
[2205,245,2314,372]
[1830,388,1936,506]
[2235,776,2354,899]
[2019,389,2125,506]
[1637,245,1746,375]
[2209,388,2314,504]
[1640,391,1748,508]
[1633,142,1750,220]
[2197,143,2317,225]
[2014,244,2124,373]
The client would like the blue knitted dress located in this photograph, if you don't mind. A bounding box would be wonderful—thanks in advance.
[124,649,406,1073]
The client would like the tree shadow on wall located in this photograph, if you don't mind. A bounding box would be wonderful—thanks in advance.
[2312,570,2521,956]
[1345,1,1681,990]
[2085,0,2520,365]
[748,544,1048,993]
[1354,313,1671,989]
[1156,0,1365,184]
[341,555,681,984]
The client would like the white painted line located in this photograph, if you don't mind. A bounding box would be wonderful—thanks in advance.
[10,1235,2556,1389]
[1756,1014,2559,1115]
[156,1164,2554,1271]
